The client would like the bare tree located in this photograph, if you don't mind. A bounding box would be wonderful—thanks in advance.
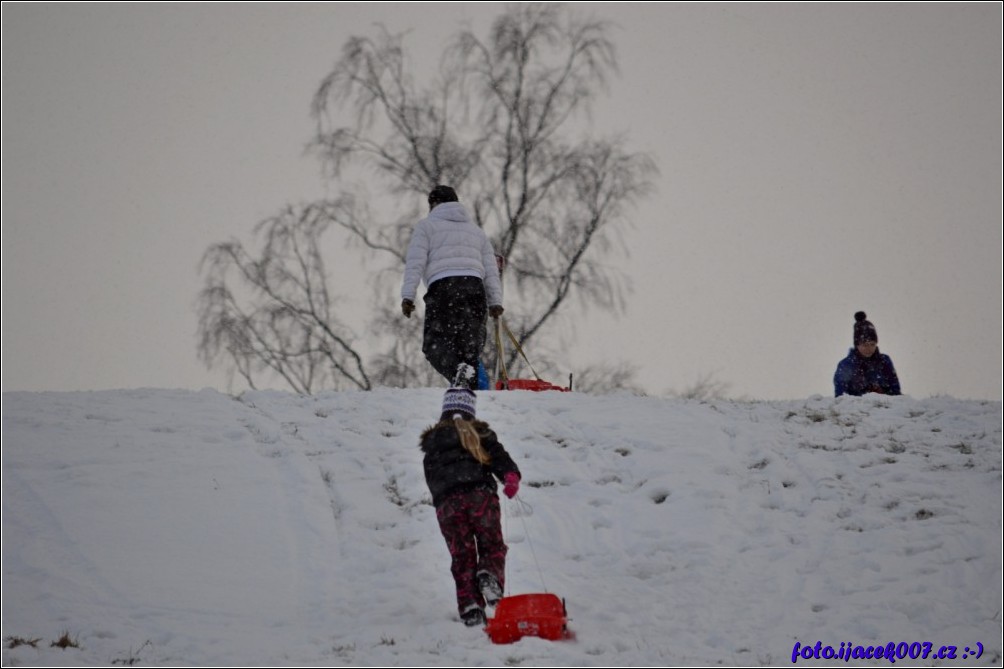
[197,200,371,393]
[567,362,646,395]
[668,372,734,401]
[198,4,656,392]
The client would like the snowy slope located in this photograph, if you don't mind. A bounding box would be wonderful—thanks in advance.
[2,388,1001,666]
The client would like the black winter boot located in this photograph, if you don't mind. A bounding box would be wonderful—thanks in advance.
[460,604,486,627]
[477,571,503,607]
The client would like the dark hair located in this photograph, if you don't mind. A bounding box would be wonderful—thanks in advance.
[428,185,459,208]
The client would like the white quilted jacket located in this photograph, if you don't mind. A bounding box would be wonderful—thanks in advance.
[401,202,503,306]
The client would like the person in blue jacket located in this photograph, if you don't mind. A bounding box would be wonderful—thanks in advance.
[834,311,902,397]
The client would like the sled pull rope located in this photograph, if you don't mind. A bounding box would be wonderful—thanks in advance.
[495,317,544,383]
[493,317,510,387]
[504,495,549,594]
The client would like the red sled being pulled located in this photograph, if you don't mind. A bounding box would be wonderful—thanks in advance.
[496,378,570,392]
[492,316,571,392]
[485,593,573,644]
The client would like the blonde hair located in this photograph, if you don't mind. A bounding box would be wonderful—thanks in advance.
[453,415,490,465]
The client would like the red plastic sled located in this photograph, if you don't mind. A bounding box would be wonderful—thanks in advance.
[493,316,572,392]
[485,593,571,644]
[495,378,570,392]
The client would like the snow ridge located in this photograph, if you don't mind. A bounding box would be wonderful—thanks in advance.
[2,388,1001,666]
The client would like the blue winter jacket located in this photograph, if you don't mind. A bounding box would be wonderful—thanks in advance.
[833,348,901,397]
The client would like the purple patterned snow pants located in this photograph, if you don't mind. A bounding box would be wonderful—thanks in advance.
[435,488,507,614]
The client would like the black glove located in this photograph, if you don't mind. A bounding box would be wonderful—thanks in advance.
[402,300,415,318]
[489,305,504,319]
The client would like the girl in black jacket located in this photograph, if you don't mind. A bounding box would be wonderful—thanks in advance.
[420,387,521,627]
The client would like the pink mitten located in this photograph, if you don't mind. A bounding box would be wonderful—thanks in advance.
[503,472,520,499]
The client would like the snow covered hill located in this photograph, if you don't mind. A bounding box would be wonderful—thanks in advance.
[2,388,1001,666]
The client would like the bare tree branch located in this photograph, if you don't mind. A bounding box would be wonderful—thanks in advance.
[197,201,372,392]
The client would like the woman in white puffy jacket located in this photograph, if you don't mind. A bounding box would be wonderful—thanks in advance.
[401,185,504,388]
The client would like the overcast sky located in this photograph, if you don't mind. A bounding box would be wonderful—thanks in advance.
[3,3,1001,400]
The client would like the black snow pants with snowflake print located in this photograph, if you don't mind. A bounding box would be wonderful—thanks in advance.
[422,276,487,388]
[435,487,507,615]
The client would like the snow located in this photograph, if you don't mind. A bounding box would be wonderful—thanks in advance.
[2,387,1001,666]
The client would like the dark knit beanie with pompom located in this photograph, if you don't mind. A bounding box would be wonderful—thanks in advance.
[853,311,878,345]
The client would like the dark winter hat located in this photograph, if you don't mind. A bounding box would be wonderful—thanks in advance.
[428,185,459,208]
[442,387,477,420]
[853,311,878,345]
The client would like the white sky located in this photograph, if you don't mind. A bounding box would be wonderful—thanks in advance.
[2,2,1001,400]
